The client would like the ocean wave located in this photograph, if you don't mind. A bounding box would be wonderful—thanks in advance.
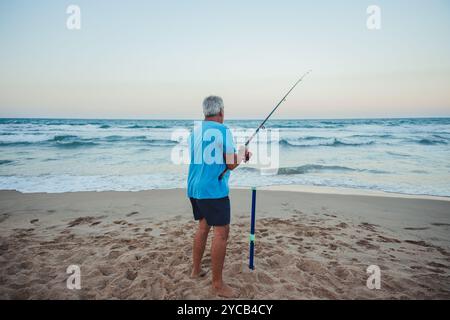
[277,165,357,175]
[52,135,79,142]
[416,138,447,145]
[0,133,180,148]
[144,139,178,146]
[104,135,148,142]
[236,167,260,173]
[410,169,429,174]
[278,164,387,175]
[104,135,178,146]
[296,136,329,141]
[99,124,111,129]
[49,135,99,148]
[0,160,14,165]
[55,141,98,148]
[348,134,393,139]
[0,141,34,146]
[432,134,450,139]
[239,164,388,175]
[279,138,375,147]
[228,120,348,129]
[386,151,411,157]
[266,123,345,129]
[268,124,321,129]
[126,124,169,129]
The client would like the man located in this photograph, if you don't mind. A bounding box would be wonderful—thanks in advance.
[187,96,251,298]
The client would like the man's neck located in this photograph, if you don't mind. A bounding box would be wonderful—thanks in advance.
[204,116,223,123]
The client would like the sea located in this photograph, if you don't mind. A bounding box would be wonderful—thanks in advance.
[0,118,449,197]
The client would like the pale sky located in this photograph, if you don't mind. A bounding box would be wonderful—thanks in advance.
[0,0,449,119]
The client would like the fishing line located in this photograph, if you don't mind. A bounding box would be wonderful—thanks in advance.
[218,70,312,180]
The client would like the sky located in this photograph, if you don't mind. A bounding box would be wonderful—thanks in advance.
[0,0,449,119]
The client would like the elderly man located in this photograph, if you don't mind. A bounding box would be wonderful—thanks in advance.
[187,96,251,298]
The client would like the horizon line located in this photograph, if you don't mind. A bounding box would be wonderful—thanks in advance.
[1,116,450,121]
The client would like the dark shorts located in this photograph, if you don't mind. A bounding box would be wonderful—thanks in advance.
[189,197,230,226]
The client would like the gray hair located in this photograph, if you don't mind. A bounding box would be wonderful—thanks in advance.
[203,96,224,117]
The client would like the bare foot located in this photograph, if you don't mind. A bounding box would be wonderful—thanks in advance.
[211,283,238,298]
[190,268,209,279]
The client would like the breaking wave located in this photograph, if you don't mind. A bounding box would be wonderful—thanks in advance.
[239,164,388,175]
[279,138,375,147]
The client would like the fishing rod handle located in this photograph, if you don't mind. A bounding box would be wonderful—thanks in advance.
[218,168,228,180]
[218,160,249,180]
[218,145,250,180]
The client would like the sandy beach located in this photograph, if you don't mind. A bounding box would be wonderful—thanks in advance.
[0,188,449,299]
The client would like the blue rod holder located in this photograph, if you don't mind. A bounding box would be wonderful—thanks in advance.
[249,187,256,270]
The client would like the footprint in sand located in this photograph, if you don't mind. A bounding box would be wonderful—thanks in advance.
[296,259,324,273]
[427,261,449,270]
[18,261,33,270]
[239,284,256,298]
[98,265,115,276]
[228,262,244,274]
[125,269,138,281]
[107,250,123,259]
[334,266,350,280]
[431,223,450,227]
[0,241,9,253]
[324,213,337,218]
[113,220,128,225]
[0,213,10,223]
[359,222,379,232]
[336,222,348,229]
[126,211,139,217]
[356,239,380,250]
[404,240,431,247]
[377,235,401,243]
[68,216,104,227]
[257,271,275,285]
[305,231,316,237]
[13,228,35,238]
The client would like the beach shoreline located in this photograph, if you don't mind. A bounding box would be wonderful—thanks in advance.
[3,182,449,200]
[250,185,450,201]
[0,188,449,299]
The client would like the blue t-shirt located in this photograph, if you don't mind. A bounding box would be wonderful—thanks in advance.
[187,121,236,199]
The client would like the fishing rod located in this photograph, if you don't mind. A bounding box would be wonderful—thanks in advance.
[218,70,312,180]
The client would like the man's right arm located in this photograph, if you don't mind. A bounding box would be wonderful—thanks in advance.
[225,146,251,170]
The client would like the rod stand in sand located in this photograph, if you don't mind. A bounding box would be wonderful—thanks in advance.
[249,187,257,270]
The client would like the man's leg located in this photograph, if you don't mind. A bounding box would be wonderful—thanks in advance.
[211,224,236,297]
[191,218,210,278]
